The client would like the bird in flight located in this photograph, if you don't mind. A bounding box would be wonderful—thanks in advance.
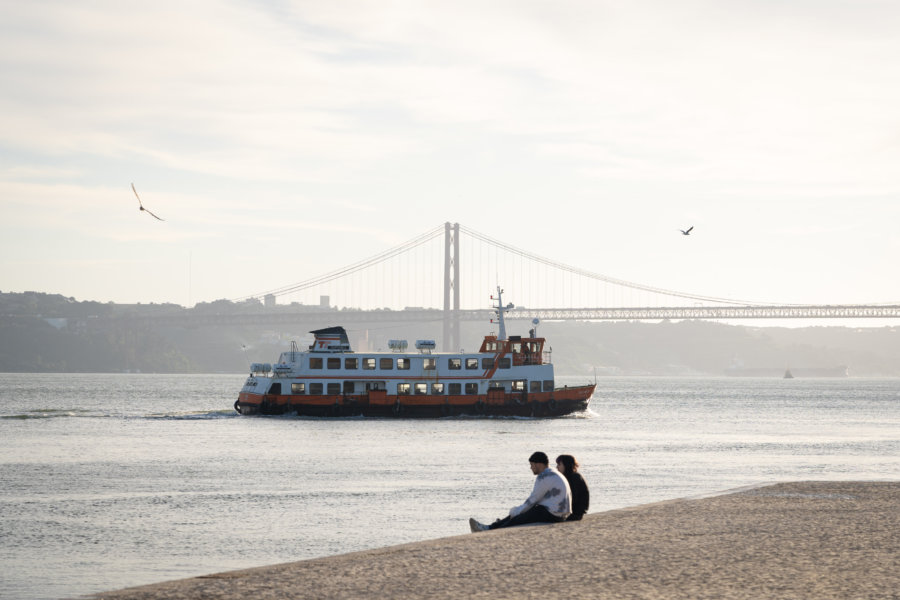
[680,226,693,236]
[131,183,164,221]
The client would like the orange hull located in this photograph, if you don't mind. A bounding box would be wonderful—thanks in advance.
[235,384,594,418]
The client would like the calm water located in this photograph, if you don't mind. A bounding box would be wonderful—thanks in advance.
[1,373,898,600]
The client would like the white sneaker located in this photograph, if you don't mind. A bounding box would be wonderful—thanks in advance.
[469,518,488,533]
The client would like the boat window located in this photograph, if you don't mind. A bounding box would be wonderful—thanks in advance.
[397,358,410,370]
[530,381,541,392]
[511,343,521,353]
[466,358,478,370]
[465,382,478,395]
[380,358,393,370]
[397,383,411,395]
[431,383,444,394]
[488,382,503,390]
[543,380,554,392]
[327,357,341,369]
[511,380,525,391]
[309,358,323,369]
[486,342,497,351]
[345,358,358,369]
[448,383,461,395]
[327,383,341,394]
[423,358,436,370]
[309,382,323,394]
[291,382,306,394]
[363,358,376,370]
[498,357,511,369]
[415,383,427,395]
[481,358,494,369]
[448,358,461,370]
[343,381,354,393]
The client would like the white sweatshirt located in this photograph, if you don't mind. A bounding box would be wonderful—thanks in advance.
[509,467,572,518]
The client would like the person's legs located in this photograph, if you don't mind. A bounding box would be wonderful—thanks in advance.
[488,515,512,529]
[489,505,563,529]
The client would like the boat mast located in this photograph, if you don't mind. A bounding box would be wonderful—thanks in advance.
[492,287,515,341]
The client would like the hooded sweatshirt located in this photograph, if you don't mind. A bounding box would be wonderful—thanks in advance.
[509,466,572,519]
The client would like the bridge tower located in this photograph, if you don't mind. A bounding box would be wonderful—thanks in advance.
[442,222,460,351]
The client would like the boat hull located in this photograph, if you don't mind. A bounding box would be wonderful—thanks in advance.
[235,384,594,418]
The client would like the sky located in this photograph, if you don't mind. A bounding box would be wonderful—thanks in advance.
[1,0,899,312]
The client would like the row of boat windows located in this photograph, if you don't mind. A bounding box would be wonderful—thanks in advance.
[307,357,509,370]
[483,341,541,353]
[287,380,555,395]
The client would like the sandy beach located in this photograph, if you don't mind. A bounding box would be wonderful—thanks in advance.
[86,481,899,600]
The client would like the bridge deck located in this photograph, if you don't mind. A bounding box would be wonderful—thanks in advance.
[128,304,900,327]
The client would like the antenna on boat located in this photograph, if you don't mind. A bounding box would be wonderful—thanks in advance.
[491,286,514,341]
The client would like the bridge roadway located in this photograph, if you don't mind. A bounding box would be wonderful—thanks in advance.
[130,304,900,327]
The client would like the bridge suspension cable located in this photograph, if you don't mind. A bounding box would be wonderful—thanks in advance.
[458,225,776,306]
[230,225,445,302]
[231,222,798,308]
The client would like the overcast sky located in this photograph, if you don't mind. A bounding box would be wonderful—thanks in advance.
[1,0,898,311]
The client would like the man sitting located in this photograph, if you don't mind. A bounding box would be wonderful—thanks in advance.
[469,451,572,532]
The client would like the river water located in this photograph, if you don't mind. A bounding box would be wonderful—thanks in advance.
[1,373,898,599]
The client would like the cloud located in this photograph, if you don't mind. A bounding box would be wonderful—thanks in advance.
[3,0,899,189]
[2,0,899,305]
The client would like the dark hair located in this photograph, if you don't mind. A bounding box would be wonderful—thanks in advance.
[528,451,549,465]
[556,454,579,473]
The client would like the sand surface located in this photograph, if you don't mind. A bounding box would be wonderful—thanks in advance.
[86,481,899,599]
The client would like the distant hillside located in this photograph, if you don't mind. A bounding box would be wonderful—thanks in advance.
[540,319,900,377]
[1,291,898,376]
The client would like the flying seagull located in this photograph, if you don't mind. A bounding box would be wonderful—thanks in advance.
[131,183,164,221]
[680,226,693,236]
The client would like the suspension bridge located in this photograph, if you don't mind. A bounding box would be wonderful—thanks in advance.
[162,222,900,352]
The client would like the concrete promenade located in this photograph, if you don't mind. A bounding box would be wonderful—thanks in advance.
[87,481,899,600]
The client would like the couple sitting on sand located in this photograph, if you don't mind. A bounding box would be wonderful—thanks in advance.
[469,451,590,532]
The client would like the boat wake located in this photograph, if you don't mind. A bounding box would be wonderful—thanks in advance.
[1,408,95,420]
[143,410,237,420]
[1,409,238,420]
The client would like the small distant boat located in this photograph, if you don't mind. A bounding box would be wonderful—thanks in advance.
[234,288,595,418]
[725,365,849,378]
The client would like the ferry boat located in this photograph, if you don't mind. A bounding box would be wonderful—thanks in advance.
[234,289,595,418]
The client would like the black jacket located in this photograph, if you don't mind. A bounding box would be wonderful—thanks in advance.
[565,471,590,520]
